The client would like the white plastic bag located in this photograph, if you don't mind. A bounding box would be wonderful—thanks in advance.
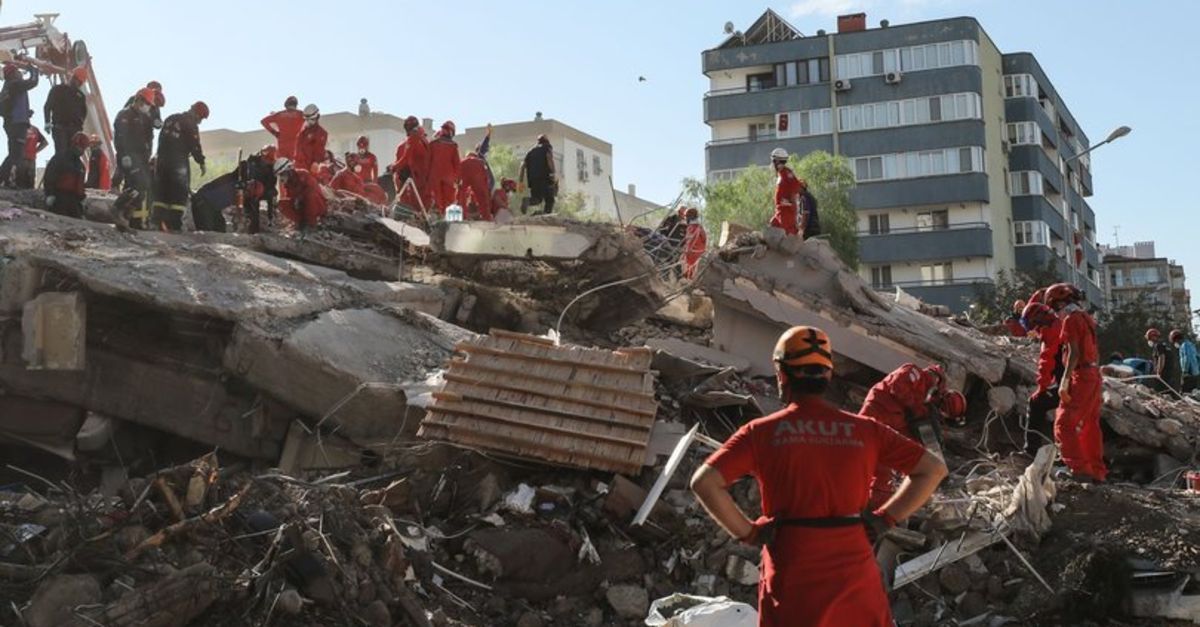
[645,593,757,627]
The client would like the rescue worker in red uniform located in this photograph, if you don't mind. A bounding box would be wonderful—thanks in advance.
[769,147,803,236]
[85,134,111,191]
[692,326,947,627]
[276,158,327,233]
[391,116,430,211]
[354,135,379,184]
[1003,299,1027,337]
[427,120,461,214]
[1021,300,1064,456]
[330,152,366,197]
[681,207,707,280]
[860,363,966,508]
[312,150,339,185]
[15,124,47,189]
[294,105,327,173]
[260,96,305,161]
[43,131,90,218]
[491,178,517,222]
[456,148,491,220]
[1043,283,1106,482]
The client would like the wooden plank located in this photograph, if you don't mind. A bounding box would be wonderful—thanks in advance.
[426,405,649,448]
[435,383,655,429]
[417,420,641,474]
[444,362,657,413]
[892,529,1007,590]
[488,328,557,346]
[454,354,652,399]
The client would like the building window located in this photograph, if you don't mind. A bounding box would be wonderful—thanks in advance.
[593,155,602,176]
[778,109,832,138]
[1131,267,1163,286]
[1013,220,1050,247]
[576,149,588,182]
[836,40,977,80]
[1004,74,1038,98]
[837,93,982,133]
[920,262,953,285]
[749,121,776,142]
[747,72,775,92]
[1009,171,1044,196]
[1006,122,1039,146]
[772,57,829,87]
[853,146,984,183]
[868,214,890,235]
[871,265,893,289]
[916,210,949,231]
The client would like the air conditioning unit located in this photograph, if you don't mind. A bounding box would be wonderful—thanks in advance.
[884,71,903,84]
[834,78,852,92]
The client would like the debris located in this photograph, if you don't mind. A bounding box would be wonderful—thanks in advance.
[634,423,699,526]
[987,387,1017,415]
[24,574,101,627]
[646,593,757,627]
[605,584,650,619]
[723,555,759,586]
[21,291,86,370]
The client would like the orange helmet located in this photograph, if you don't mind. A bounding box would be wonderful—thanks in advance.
[940,390,967,419]
[70,131,91,149]
[1044,283,1081,309]
[1021,302,1056,331]
[191,101,210,120]
[135,87,156,106]
[70,66,88,85]
[773,326,833,372]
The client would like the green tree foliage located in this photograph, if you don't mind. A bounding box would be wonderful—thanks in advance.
[1096,293,1174,360]
[487,144,521,183]
[679,151,859,269]
[190,158,238,189]
[968,262,1063,324]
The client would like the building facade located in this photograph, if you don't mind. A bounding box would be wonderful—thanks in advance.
[702,10,1103,311]
[1101,241,1193,332]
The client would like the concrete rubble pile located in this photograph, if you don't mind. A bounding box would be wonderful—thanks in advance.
[5,195,1200,626]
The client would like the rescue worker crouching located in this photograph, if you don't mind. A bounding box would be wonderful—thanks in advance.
[275,158,327,234]
[691,326,947,627]
[43,131,91,218]
[152,101,209,233]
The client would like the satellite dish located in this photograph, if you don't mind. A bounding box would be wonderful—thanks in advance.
[723,21,735,34]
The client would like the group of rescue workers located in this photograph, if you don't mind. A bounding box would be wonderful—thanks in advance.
[691,282,1104,625]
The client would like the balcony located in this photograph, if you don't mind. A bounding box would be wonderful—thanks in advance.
[704,84,830,123]
[860,223,993,264]
[707,135,835,171]
[851,173,989,210]
[874,277,995,313]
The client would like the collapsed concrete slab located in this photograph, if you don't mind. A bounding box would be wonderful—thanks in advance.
[701,230,1010,387]
[428,217,671,332]
[22,291,85,370]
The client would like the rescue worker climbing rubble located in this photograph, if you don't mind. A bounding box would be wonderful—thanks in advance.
[260,96,305,161]
[0,59,38,187]
[152,101,208,232]
[235,145,278,234]
[691,326,947,627]
[519,134,557,215]
[44,66,87,157]
[330,152,366,197]
[860,363,966,509]
[85,134,110,191]
[457,147,491,221]
[276,158,326,233]
[681,207,706,280]
[15,124,47,189]
[1045,283,1107,482]
[391,115,430,211]
[427,120,461,214]
[769,147,804,236]
[491,178,517,222]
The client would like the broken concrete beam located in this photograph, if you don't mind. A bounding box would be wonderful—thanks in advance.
[225,308,469,442]
[22,291,85,370]
[0,396,87,458]
[433,221,598,260]
[645,338,750,373]
[0,257,43,314]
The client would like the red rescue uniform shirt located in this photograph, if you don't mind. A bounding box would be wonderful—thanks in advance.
[1035,317,1064,393]
[456,153,491,220]
[707,397,925,627]
[1055,308,1106,480]
[682,223,707,279]
[491,188,510,214]
[355,151,379,184]
[280,169,327,228]
[427,135,461,211]
[294,123,329,173]
[393,130,430,208]
[260,109,306,160]
[23,126,46,160]
[330,168,365,196]
[859,364,935,507]
[770,166,803,235]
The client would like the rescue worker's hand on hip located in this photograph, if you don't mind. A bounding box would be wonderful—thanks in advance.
[863,508,896,542]
[739,515,777,547]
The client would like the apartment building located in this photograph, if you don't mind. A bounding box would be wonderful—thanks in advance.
[702,10,1103,311]
[1101,241,1193,331]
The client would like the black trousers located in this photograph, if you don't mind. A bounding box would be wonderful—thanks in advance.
[0,121,28,185]
[1026,387,1059,456]
[522,184,556,215]
[51,124,81,156]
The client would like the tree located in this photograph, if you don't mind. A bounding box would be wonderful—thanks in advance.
[190,157,238,189]
[488,144,521,183]
[681,150,859,269]
[968,262,1062,324]
[1096,293,1172,360]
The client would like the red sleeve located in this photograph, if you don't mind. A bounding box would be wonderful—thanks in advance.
[705,423,758,485]
[1057,314,1081,349]
[1036,319,1063,390]
[261,112,279,135]
[874,420,926,475]
[888,365,930,418]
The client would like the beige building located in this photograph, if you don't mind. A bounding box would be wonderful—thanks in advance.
[201,110,417,170]
[1101,241,1193,331]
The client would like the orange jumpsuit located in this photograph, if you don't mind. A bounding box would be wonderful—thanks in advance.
[427,135,460,213]
[771,166,803,235]
[707,398,925,627]
[362,182,388,206]
[294,124,328,173]
[1055,308,1106,481]
[355,151,379,184]
[280,169,327,230]
[456,153,491,220]
[682,222,707,279]
[491,188,510,215]
[393,130,430,210]
[859,364,937,508]
[260,109,305,160]
[330,168,365,197]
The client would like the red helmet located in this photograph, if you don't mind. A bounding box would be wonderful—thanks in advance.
[1146,328,1161,342]
[70,66,88,85]
[1028,288,1046,305]
[2,63,18,79]
[345,151,359,165]
[284,95,298,108]
[940,390,967,419]
[922,364,946,391]
[135,88,157,106]
[1021,302,1056,331]
[153,91,165,107]
[147,80,162,90]
[536,134,550,146]
[685,207,699,220]
[71,131,91,149]
[191,101,210,120]
[501,178,517,192]
[441,120,456,136]
[1012,299,1026,314]
[1170,330,1185,344]
[1044,283,1081,309]
[404,116,419,132]
[356,135,369,149]
[260,145,278,163]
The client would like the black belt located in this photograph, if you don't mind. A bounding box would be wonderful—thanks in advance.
[1078,363,1097,370]
[779,515,864,528]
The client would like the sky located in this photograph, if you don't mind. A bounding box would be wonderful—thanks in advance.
[8,0,1199,293]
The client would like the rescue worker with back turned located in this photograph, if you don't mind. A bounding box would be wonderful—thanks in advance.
[691,326,947,627]
[0,58,38,187]
[44,66,88,156]
[112,88,157,229]
[152,101,208,232]
[519,134,557,215]
[43,131,91,219]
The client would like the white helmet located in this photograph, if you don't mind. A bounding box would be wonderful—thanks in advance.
[273,158,294,176]
[770,147,789,161]
[303,104,320,119]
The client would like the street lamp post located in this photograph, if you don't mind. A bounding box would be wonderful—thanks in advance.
[1065,125,1131,164]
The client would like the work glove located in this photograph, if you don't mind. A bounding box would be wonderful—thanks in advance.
[862,508,896,544]
[739,515,777,547]
[120,156,132,170]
